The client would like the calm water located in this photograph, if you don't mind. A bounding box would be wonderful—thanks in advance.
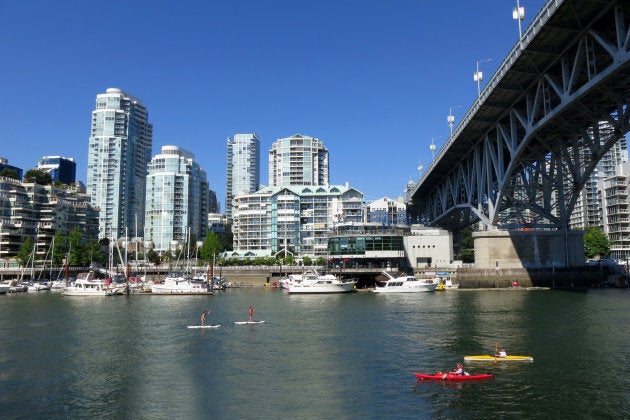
[1,288,630,419]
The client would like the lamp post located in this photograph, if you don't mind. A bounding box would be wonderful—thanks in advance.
[430,137,441,161]
[474,58,492,97]
[447,105,462,136]
[513,0,525,40]
[417,163,423,180]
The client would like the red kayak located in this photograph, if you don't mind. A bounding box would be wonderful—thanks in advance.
[414,372,494,381]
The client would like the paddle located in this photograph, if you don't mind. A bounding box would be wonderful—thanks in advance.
[494,342,499,363]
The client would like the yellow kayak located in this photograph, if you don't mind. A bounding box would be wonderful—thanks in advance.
[464,355,533,362]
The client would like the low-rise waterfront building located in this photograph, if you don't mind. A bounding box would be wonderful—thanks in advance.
[366,197,408,225]
[327,223,453,271]
[229,184,363,259]
[0,176,99,260]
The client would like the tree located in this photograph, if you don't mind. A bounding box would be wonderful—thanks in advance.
[147,249,161,266]
[23,169,52,185]
[84,238,106,266]
[583,227,610,259]
[0,168,20,179]
[200,231,223,262]
[17,236,35,267]
[52,231,68,266]
[67,227,84,266]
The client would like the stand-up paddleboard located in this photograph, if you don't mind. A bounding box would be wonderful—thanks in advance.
[187,325,221,329]
[464,355,533,362]
[234,321,266,325]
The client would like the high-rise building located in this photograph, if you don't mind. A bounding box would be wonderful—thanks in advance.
[569,128,628,229]
[86,88,153,240]
[144,146,209,252]
[37,155,76,184]
[268,134,329,188]
[226,133,260,222]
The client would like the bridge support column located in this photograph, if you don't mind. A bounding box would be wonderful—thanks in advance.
[473,230,584,269]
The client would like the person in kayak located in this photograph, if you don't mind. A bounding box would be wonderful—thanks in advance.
[498,347,507,358]
[453,364,465,375]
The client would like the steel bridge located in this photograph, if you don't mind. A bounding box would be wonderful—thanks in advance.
[407,0,630,233]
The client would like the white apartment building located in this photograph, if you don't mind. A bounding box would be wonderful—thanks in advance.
[601,161,630,261]
[229,184,363,259]
[144,146,209,252]
[226,134,260,223]
[86,88,153,239]
[268,134,329,187]
[569,126,627,229]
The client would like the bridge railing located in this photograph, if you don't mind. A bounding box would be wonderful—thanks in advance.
[414,0,564,194]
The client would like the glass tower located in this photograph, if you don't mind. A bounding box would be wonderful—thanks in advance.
[144,146,209,252]
[268,134,329,188]
[226,133,260,223]
[37,155,76,184]
[87,88,153,240]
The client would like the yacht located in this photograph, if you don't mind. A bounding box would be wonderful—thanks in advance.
[285,272,356,294]
[371,271,437,293]
[150,271,212,294]
[62,278,120,296]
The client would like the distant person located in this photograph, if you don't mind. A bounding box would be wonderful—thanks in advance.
[201,310,210,326]
[248,306,255,322]
[498,348,507,358]
[453,364,464,375]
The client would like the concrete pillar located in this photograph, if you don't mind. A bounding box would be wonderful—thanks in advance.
[473,230,584,268]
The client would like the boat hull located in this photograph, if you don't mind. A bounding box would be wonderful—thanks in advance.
[286,282,356,294]
[371,284,436,293]
[414,372,494,381]
[464,355,533,362]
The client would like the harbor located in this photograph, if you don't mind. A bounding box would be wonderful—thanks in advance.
[2,287,629,418]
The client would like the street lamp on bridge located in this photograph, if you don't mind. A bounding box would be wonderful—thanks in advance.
[513,0,525,40]
[430,136,441,161]
[447,105,462,136]
[474,58,492,97]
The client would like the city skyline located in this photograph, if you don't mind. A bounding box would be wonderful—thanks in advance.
[1,0,548,205]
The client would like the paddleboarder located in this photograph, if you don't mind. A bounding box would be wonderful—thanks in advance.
[201,310,210,327]
[248,306,255,322]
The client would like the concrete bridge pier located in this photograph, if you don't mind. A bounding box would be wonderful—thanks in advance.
[473,230,584,269]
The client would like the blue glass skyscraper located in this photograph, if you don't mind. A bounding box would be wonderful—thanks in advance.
[37,155,76,184]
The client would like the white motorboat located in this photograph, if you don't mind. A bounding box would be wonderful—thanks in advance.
[26,282,52,292]
[62,278,120,296]
[0,281,10,294]
[150,272,211,294]
[285,273,356,294]
[279,270,336,289]
[371,271,437,293]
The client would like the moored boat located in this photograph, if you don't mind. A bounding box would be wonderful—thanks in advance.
[371,271,437,293]
[414,372,494,381]
[62,278,120,296]
[285,274,356,294]
[464,355,533,362]
[150,271,212,294]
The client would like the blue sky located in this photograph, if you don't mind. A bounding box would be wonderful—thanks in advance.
[1,0,545,208]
